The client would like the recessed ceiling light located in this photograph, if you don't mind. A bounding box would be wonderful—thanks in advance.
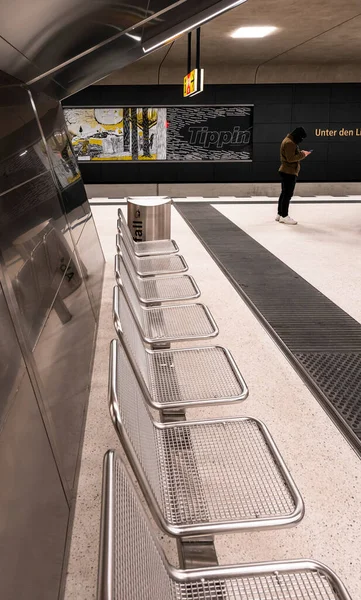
[231,26,277,38]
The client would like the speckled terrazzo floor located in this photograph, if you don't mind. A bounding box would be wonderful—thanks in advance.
[64,200,361,600]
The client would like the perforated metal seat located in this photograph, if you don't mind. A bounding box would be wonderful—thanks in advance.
[113,290,248,409]
[115,247,200,305]
[98,450,353,600]
[108,339,304,537]
[118,208,179,256]
[116,232,187,276]
[113,284,218,345]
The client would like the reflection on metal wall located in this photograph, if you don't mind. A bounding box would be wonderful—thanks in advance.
[0,73,105,599]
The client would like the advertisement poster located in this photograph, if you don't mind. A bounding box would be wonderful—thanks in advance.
[64,106,253,162]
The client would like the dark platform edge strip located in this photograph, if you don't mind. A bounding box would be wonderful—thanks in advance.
[175,202,361,457]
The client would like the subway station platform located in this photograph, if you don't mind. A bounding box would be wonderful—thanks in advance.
[64,196,361,599]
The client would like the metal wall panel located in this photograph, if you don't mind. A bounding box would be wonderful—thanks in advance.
[30,89,105,319]
[0,282,69,600]
[74,215,105,319]
[32,258,97,488]
[31,95,92,244]
[0,74,105,598]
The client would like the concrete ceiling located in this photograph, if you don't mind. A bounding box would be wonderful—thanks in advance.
[98,0,361,83]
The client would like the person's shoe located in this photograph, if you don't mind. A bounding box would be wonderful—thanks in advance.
[275,214,281,222]
[280,216,298,225]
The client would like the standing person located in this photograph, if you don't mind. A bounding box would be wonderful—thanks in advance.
[276,127,311,225]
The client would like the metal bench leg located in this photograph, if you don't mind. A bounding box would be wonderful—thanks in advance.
[161,408,186,423]
[161,392,218,569]
[151,341,171,350]
[149,303,172,351]
[53,295,72,324]
[159,348,186,423]
[177,536,219,569]
[166,404,218,568]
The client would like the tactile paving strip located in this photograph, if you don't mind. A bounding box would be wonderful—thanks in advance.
[177,203,361,450]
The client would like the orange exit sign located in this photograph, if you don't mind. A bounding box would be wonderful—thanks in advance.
[183,69,204,98]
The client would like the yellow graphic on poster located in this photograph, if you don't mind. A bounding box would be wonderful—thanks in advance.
[64,108,167,161]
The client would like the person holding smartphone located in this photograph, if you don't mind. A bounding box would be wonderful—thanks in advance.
[276,127,312,225]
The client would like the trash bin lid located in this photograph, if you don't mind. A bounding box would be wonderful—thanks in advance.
[127,196,171,207]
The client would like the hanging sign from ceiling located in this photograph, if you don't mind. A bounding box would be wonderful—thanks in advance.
[183,69,204,98]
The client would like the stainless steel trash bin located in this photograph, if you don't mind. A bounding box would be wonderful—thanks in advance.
[127,196,171,242]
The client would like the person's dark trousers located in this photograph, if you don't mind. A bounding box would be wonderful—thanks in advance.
[278,172,297,217]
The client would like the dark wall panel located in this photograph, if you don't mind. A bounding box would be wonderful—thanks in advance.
[254,104,292,124]
[293,103,330,123]
[253,123,292,143]
[329,103,361,121]
[65,83,361,183]
[253,143,280,162]
[328,143,361,161]
[294,85,331,103]
[215,162,252,182]
[327,161,359,181]
[331,83,361,102]
[300,161,328,181]
[214,85,254,104]
[252,161,280,182]
[254,84,293,104]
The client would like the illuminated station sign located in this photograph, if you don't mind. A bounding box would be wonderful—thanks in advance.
[183,68,204,98]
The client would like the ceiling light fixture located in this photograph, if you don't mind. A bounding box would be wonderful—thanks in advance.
[143,0,247,53]
[126,33,142,42]
[231,26,277,38]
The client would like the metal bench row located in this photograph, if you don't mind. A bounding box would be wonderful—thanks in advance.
[96,205,352,600]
